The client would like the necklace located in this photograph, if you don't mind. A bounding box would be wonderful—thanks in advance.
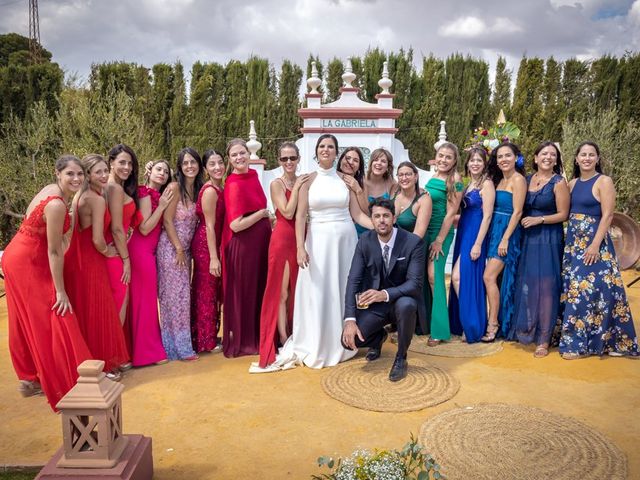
[281,175,295,190]
[397,193,413,212]
[533,172,553,188]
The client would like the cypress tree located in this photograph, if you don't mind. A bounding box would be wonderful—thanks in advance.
[326,57,344,102]
[618,52,640,124]
[542,57,564,142]
[362,48,386,102]
[562,58,591,122]
[491,56,511,122]
[512,57,545,156]
[590,55,620,111]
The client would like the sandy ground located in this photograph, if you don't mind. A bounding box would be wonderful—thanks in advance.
[0,273,638,479]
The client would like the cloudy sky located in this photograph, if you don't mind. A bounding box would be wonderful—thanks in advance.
[1,0,639,83]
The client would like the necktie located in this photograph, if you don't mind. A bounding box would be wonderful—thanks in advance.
[383,244,390,270]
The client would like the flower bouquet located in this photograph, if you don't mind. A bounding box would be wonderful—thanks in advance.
[466,110,521,154]
[311,435,445,480]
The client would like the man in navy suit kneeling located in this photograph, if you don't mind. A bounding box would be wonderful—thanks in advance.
[342,197,426,382]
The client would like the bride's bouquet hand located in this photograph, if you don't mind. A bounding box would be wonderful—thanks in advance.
[297,247,309,269]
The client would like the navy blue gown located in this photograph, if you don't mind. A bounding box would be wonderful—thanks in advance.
[559,174,638,357]
[487,190,522,340]
[514,174,564,346]
[449,188,488,343]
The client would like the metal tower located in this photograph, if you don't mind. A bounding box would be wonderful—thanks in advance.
[28,0,41,63]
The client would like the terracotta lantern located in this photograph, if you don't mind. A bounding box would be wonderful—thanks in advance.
[56,360,128,468]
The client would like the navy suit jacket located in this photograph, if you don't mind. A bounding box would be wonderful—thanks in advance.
[344,228,427,330]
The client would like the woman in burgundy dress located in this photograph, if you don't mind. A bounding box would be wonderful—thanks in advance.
[221,138,272,358]
[105,144,141,360]
[127,160,173,366]
[65,154,130,379]
[254,142,309,369]
[191,150,226,353]
[2,155,92,410]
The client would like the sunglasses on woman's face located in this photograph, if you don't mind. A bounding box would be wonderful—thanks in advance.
[279,156,298,163]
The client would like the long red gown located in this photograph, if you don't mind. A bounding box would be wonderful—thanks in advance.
[258,186,299,367]
[222,169,271,358]
[105,201,141,351]
[65,205,130,372]
[2,195,92,411]
[190,183,225,353]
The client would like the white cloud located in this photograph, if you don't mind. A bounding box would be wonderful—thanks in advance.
[630,0,640,24]
[438,16,521,39]
[438,16,486,38]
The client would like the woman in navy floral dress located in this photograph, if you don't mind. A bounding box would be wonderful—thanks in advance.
[559,141,638,359]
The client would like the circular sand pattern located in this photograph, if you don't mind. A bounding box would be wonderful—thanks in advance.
[321,355,459,412]
[390,333,503,357]
[419,404,628,480]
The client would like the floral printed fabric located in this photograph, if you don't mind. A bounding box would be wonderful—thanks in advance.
[559,213,639,356]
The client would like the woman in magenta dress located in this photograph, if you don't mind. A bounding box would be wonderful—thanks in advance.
[191,150,226,353]
[254,142,309,369]
[65,154,130,379]
[105,144,141,359]
[222,138,272,358]
[157,148,202,361]
[127,160,174,366]
[2,155,92,410]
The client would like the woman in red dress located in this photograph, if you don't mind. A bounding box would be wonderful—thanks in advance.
[105,144,141,360]
[2,155,92,411]
[191,150,226,353]
[221,139,272,358]
[254,142,309,370]
[128,160,173,366]
[65,154,130,379]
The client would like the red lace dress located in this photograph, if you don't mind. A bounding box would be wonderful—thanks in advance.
[190,183,225,352]
[2,195,92,411]
[65,203,130,372]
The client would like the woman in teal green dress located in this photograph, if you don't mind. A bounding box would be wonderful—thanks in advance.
[394,161,432,334]
[426,142,464,345]
[364,148,398,201]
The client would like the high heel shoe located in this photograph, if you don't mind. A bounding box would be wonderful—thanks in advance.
[481,324,499,343]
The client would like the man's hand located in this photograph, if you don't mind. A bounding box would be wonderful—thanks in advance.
[358,289,387,306]
[342,320,364,350]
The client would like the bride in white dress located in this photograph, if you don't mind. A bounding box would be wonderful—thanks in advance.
[250,134,372,372]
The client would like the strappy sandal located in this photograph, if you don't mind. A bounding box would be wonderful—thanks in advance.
[534,345,549,358]
[18,380,42,397]
[481,324,499,343]
[427,337,441,347]
[561,352,586,360]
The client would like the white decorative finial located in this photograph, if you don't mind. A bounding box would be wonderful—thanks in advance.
[307,61,321,94]
[378,61,393,94]
[246,120,261,160]
[342,58,356,88]
[434,120,448,150]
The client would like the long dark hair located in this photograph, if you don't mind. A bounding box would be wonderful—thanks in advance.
[337,146,365,188]
[396,161,420,203]
[176,147,204,205]
[533,141,563,175]
[108,143,139,207]
[463,147,489,192]
[572,141,603,179]
[488,142,525,187]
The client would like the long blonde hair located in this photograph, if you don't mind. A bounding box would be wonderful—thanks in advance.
[435,142,459,201]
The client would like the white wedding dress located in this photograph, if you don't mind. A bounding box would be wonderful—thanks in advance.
[250,165,358,372]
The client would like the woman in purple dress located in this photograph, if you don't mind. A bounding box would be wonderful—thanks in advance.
[157,148,203,361]
[128,160,173,366]
[221,139,272,358]
[191,150,226,353]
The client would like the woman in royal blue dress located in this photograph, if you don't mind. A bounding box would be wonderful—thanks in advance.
[559,141,638,359]
[449,147,495,343]
[482,142,527,342]
[513,142,569,357]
